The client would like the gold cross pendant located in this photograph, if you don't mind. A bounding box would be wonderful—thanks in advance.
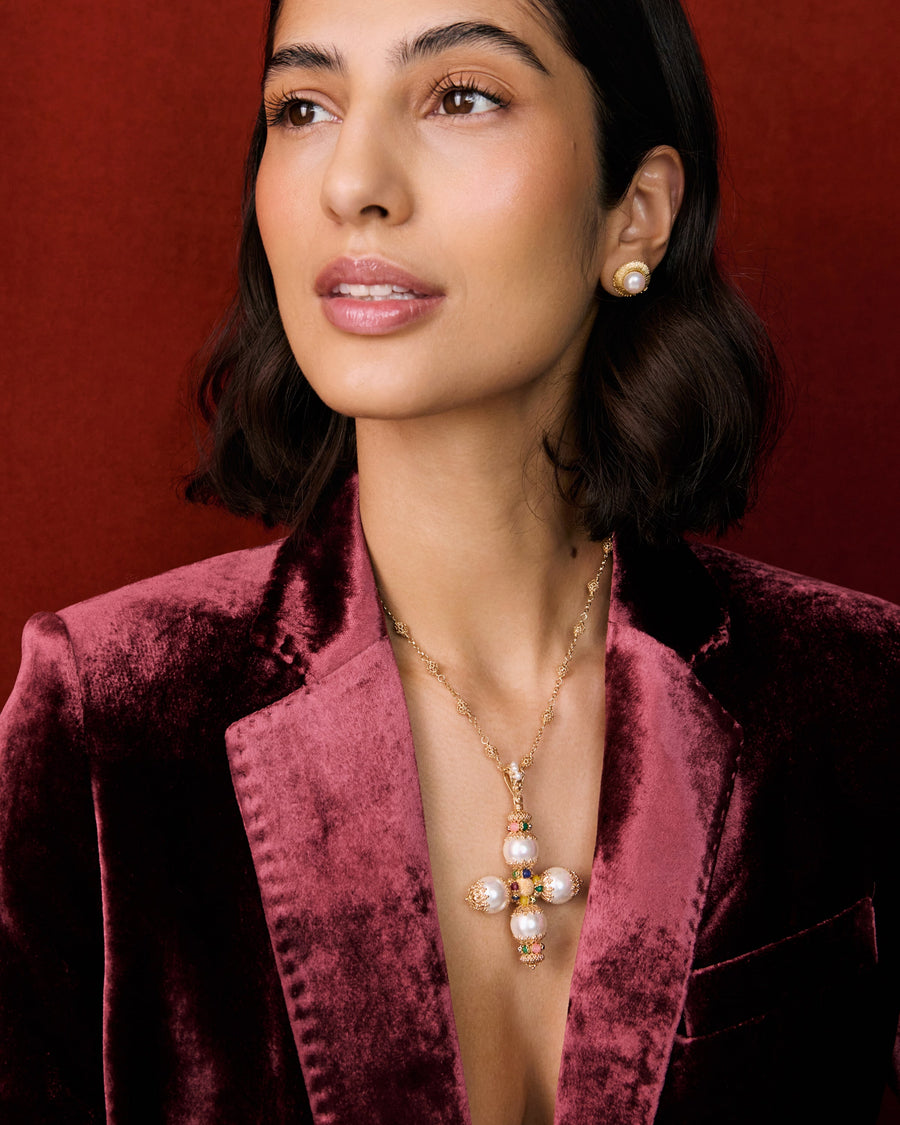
[464,763,581,967]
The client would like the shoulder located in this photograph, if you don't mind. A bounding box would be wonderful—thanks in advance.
[690,542,900,656]
[14,540,301,758]
[687,543,899,776]
[51,539,288,679]
[57,539,285,637]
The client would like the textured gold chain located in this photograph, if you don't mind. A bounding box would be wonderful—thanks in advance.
[380,537,613,777]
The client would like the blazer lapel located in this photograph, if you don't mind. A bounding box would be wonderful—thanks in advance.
[226,482,470,1124]
[227,479,742,1124]
[555,541,743,1124]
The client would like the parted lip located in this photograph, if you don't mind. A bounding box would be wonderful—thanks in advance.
[314,256,443,297]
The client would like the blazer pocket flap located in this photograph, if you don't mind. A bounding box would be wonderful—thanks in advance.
[681,895,877,1038]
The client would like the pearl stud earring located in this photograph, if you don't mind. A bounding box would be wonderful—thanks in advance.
[612,260,651,297]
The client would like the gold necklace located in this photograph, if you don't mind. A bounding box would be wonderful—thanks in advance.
[380,536,613,967]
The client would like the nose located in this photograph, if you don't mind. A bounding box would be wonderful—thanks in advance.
[320,114,414,227]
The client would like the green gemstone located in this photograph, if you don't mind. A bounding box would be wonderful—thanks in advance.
[513,869,521,878]
[535,884,544,893]
[522,822,530,830]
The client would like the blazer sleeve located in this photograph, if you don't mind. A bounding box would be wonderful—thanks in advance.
[0,613,105,1123]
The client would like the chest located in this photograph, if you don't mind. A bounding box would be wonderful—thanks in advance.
[400,665,606,1125]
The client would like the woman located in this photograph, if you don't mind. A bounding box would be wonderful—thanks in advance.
[1,0,897,1122]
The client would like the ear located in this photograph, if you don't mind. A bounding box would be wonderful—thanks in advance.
[598,146,685,295]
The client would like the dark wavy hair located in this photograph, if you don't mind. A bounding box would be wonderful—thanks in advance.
[186,0,784,545]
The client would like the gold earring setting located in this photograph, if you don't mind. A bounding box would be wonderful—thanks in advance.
[612,261,651,297]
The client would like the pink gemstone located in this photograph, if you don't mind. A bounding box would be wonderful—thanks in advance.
[507,824,515,832]
[532,943,543,953]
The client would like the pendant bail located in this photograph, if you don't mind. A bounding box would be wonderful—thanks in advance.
[503,761,525,812]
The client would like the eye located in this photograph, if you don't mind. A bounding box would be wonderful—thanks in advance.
[264,94,338,129]
[434,85,507,117]
[286,99,335,127]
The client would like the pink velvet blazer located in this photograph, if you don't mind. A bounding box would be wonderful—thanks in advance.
[2,479,898,1123]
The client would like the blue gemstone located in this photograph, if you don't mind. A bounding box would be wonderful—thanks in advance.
[522,868,532,878]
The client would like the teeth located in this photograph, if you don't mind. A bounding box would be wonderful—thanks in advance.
[334,282,420,300]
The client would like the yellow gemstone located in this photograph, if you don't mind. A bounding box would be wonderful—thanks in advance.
[520,895,531,906]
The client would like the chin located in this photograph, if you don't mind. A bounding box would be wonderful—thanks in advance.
[301,361,459,422]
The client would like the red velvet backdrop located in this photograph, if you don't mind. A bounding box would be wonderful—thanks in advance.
[1,1,899,1118]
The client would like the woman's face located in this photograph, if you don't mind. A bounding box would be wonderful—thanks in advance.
[256,0,606,422]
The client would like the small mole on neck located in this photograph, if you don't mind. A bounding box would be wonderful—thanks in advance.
[570,546,578,559]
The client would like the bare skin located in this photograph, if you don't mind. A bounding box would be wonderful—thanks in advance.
[359,410,611,1125]
[396,639,608,1125]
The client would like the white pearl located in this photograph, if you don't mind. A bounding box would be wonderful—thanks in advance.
[467,876,510,914]
[510,907,547,941]
[502,833,539,866]
[480,877,510,915]
[624,270,647,294]
[542,867,576,904]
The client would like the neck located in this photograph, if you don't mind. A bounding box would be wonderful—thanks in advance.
[357,403,611,697]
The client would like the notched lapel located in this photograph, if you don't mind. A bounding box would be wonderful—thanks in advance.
[229,487,743,1124]
[229,481,469,1122]
[555,549,743,1125]
[226,638,470,1125]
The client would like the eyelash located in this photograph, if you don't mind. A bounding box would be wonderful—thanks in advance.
[264,92,317,128]
[429,73,510,114]
[263,73,510,129]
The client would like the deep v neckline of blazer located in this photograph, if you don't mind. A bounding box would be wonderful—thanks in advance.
[223,479,743,1124]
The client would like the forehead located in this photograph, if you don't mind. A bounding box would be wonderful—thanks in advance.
[270,0,558,53]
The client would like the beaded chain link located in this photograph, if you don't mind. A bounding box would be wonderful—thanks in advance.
[380,535,613,778]
[380,536,614,967]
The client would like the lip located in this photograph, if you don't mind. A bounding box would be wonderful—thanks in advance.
[315,256,445,337]
[315,257,443,297]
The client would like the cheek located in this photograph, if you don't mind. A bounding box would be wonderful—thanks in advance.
[255,154,283,258]
[255,150,338,362]
[437,133,601,300]
[255,151,316,286]
[516,136,603,281]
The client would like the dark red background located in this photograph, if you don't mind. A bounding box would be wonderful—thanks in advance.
[1,2,899,1116]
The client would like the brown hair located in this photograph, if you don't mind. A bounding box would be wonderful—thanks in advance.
[187,0,784,545]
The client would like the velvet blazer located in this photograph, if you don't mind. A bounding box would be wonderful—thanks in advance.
[2,480,899,1124]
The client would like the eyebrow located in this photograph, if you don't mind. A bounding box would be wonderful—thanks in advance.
[265,43,346,85]
[394,22,550,75]
[264,21,550,86]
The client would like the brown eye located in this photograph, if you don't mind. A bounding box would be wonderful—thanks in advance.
[287,100,318,127]
[436,87,502,116]
[441,89,478,115]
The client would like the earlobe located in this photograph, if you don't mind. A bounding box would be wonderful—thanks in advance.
[600,145,685,296]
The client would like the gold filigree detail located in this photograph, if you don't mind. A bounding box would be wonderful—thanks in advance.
[465,878,509,913]
[465,881,490,911]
